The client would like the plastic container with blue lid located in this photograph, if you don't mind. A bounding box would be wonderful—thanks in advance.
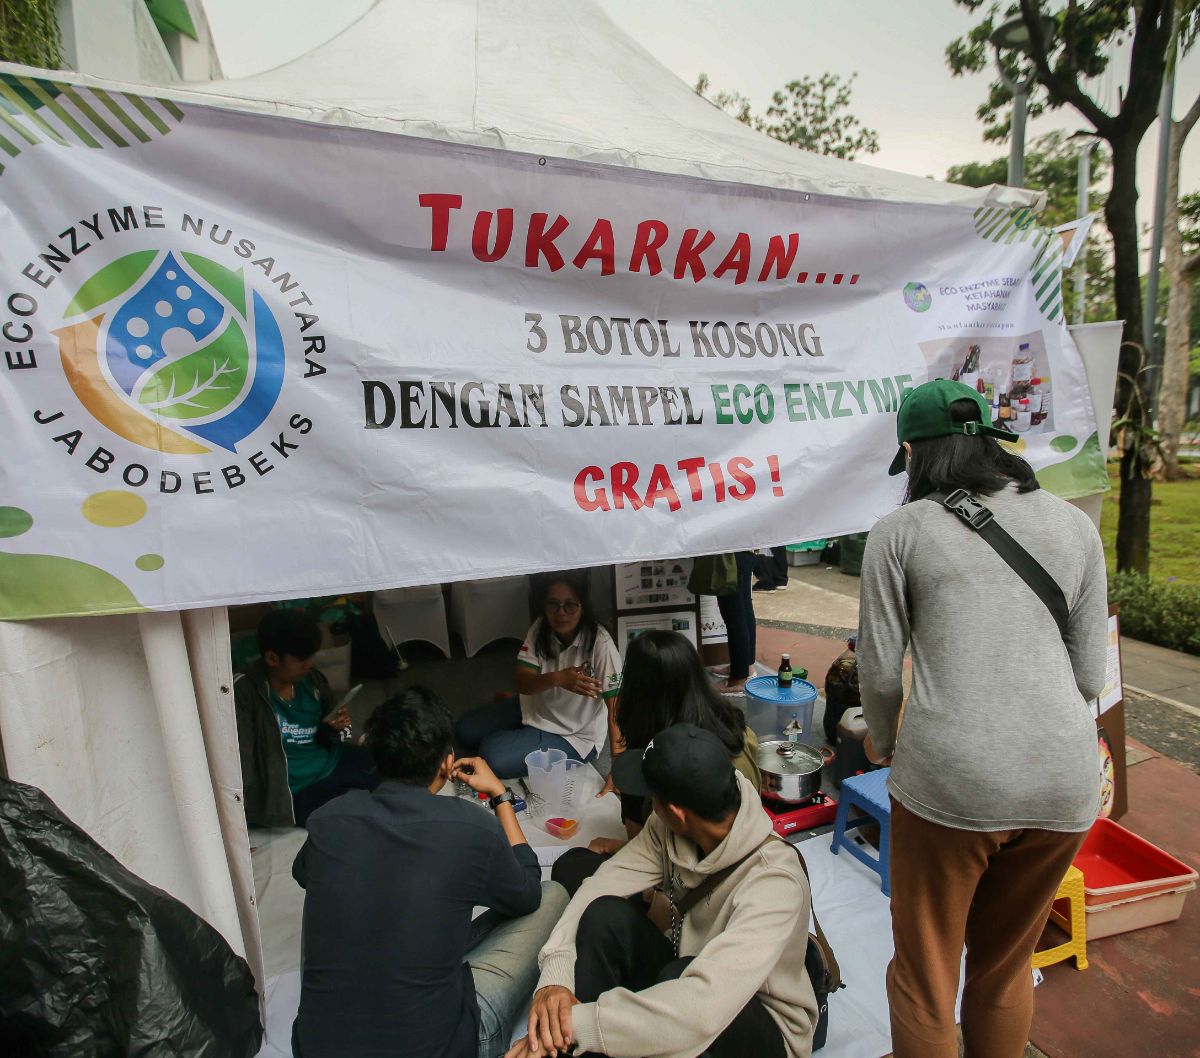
[744,676,818,743]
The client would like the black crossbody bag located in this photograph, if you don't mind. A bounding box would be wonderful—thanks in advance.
[926,489,1070,638]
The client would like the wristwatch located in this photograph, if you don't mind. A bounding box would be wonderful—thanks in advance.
[489,789,515,811]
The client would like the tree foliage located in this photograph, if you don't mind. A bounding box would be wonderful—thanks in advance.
[946,1,1194,143]
[946,130,1108,222]
[0,0,61,69]
[1181,192,1200,257]
[947,0,1181,575]
[695,71,880,160]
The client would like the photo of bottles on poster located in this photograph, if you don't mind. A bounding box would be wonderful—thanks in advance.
[918,330,1054,435]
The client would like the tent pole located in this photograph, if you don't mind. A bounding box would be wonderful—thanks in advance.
[138,610,246,956]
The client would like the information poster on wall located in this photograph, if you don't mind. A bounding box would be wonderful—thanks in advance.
[699,594,728,645]
[615,559,694,610]
[616,610,698,659]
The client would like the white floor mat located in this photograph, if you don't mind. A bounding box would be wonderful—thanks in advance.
[800,833,896,1058]
[257,970,301,1058]
[255,808,928,1058]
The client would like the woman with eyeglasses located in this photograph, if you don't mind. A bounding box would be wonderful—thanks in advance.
[454,571,622,779]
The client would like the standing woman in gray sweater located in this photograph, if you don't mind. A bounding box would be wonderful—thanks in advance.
[857,379,1108,1058]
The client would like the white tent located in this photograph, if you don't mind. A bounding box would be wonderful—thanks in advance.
[11,0,1040,211]
[1,0,1097,1029]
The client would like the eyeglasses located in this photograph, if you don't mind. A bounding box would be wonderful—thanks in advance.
[545,600,581,615]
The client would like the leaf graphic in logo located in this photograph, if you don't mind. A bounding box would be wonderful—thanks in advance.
[106,251,231,400]
[65,251,158,317]
[65,249,282,455]
[136,318,250,420]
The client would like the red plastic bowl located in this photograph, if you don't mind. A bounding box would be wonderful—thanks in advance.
[1073,818,1198,906]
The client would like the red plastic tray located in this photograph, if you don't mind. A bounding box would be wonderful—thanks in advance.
[1073,818,1198,907]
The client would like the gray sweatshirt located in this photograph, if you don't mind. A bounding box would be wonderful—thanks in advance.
[857,484,1107,832]
[536,772,817,1058]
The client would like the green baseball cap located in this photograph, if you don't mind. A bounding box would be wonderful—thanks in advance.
[888,378,1017,475]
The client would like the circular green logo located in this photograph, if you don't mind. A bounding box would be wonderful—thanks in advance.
[902,282,932,312]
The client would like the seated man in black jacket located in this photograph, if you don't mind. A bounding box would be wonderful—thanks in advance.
[292,687,568,1058]
[234,608,376,827]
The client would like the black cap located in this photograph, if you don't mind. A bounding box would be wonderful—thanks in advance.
[612,723,735,817]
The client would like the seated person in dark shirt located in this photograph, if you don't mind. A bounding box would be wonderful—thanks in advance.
[291,687,569,1058]
[234,608,377,828]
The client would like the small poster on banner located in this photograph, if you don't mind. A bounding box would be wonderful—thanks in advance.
[616,561,695,611]
[617,611,698,657]
[1097,612,1123,714]
[1089,606,1127,820]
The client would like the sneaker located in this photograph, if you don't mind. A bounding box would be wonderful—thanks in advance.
[752,582,775,593]
[776,582,789,591]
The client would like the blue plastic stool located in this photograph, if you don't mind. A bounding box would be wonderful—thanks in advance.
[830,767,892,896]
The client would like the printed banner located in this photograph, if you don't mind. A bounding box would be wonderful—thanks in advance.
[0,73,1105,619]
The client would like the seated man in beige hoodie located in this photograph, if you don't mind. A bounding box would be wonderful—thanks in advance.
[507,724,817,1058]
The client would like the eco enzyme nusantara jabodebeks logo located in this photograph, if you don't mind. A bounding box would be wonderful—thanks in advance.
[7,207,330,496]
[1,207,330,616]
[59,249,286,454]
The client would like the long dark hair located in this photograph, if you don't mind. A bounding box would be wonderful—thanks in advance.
[531,570,598,659]
[617,630,745,758]
[904,399,1040,503]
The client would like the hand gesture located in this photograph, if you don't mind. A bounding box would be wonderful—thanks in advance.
[323,705,352,731]
[559,666,602,698]
[526,985,580,1056]
[451,756,505,799]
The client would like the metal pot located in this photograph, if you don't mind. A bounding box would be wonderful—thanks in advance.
[756,739,834,803]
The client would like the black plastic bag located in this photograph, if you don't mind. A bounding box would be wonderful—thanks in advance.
[0,778,262,1057]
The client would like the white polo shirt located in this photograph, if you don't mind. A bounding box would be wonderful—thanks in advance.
[517,619,622,758]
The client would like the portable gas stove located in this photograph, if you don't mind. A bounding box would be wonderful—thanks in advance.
[761,792,838,837]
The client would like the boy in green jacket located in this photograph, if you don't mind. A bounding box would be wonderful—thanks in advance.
[234,609,376,827]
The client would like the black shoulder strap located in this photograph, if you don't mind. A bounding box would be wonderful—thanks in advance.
[927,490,1070,639]
[770,836,842,991]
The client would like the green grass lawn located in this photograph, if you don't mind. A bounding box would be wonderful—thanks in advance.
[1099,462,1200,587]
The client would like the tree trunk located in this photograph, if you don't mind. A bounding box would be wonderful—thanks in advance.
[1158,93,1200,481]
[1159,245,1192,480]
[1105,138,1153,574]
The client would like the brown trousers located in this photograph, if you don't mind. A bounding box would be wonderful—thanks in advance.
[887,800,1086,1058]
